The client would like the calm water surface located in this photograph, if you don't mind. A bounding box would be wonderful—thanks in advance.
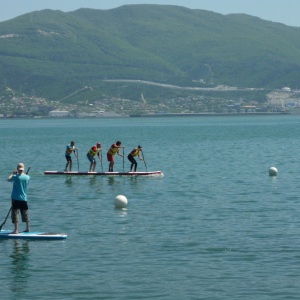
[1,115,300,299]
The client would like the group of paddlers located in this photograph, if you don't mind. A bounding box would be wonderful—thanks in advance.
[64,141,145,173]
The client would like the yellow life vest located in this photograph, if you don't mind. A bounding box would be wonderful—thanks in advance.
[130,149,140,157]
[66,145,75,155]
[88,146,100,157]
[108,145,119,156]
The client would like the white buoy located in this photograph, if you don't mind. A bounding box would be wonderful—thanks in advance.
[114,195,128,208]
[269,167,278,176]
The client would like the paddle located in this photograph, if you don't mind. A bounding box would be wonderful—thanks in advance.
[76,149,79,171]
[0,208,12,231]
[141,151,147,170]
[100,150,103,172]
[0,166,31,231]
[122,147,125,171]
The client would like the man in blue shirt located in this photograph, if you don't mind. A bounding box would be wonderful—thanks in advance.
[64,140,78,172]
[7,163,30,234]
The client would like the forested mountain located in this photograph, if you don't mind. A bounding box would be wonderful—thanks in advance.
[1,4,300,102]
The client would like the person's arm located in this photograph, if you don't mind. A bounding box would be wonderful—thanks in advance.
[138,150,144,160]
[117,146,124,157]
[7,170,17,182]
[74,148,78,157]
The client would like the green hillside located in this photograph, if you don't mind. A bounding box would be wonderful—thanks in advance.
[0,4,300,102]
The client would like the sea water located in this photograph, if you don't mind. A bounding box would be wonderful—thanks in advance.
[0,115,300,299]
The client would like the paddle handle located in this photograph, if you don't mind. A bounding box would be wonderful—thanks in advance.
[141,152,147,170]
[76,149,79,171]
[122,148,125,171]
[100,150,103,172]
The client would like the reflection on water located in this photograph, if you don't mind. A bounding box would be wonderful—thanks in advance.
[129,176,138,184]
[65,176,73,187]
[114,207,128,216]
[89,175,97,186]
[107,176,115,185]
[10,240,30,294]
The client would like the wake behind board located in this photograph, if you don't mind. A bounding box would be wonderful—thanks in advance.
[0,230,67,240]
[44,171,163,176]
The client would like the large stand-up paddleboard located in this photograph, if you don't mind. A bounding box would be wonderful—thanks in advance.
[0,230,67,240]
[44,171,163,176]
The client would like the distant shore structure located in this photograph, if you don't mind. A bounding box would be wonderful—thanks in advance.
[49,110,70,117]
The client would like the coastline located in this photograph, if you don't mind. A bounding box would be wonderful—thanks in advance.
[130,112,291,117]
[0,111,293,119]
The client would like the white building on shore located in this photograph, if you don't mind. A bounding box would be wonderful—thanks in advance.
[49,110,70,117]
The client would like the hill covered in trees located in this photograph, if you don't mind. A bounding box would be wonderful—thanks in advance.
[0,4,300,114]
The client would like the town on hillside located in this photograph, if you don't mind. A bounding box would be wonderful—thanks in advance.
[1,85,300,118]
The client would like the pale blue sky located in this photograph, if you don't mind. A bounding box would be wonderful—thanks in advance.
[2,0,300,27]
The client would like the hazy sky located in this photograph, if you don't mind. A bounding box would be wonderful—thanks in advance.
[2,0,300,27]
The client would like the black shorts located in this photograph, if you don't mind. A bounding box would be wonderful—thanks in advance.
[11,200,29,223]
[12,200,28,210]
[65,155,72,162]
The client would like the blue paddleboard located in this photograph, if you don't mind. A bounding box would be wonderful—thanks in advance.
[0,230,67,240]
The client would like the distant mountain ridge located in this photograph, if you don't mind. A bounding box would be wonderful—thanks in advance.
[1,4,300,101]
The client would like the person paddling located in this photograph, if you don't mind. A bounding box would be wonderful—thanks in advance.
[87,142,102,172]
[7,163,30,234]
[107,141,124,172]
[64,141,77,172]
[127,145,143,172]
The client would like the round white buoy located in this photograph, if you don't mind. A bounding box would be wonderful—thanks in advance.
[114,195,128,208]
[269,167,278,176]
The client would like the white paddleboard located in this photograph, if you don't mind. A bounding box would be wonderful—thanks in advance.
[44,170,163,176]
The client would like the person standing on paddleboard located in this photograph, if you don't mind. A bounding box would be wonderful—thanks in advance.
[127,145,143,172]
[107,141,124,172]
[64,141,78,172]
[87,142,102,172]
[7,163,30,234]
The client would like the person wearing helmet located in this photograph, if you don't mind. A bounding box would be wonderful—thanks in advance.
[87,142,102,172]
[127,145,143,172]
[107,141,124,172]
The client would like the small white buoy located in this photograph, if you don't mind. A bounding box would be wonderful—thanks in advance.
[269,167,278,176]
[114,195,128,208]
